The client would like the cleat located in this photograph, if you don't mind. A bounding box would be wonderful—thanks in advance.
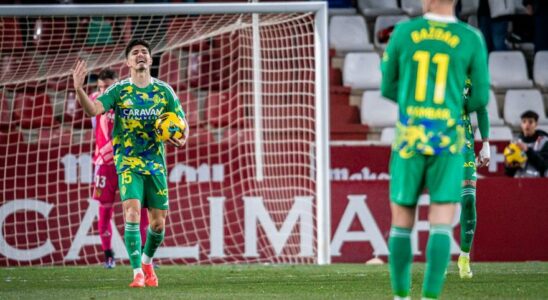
[142,263,158,287]
[103,257,116,269]
[458,255,473,279]
[129,273,145,288]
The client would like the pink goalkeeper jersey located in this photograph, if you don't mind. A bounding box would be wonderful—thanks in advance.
[91,91,115,166]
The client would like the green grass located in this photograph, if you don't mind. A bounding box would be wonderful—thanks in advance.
[1,262,547,299]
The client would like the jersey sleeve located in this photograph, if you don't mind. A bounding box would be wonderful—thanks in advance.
[97,83,117,112]
[476,106,490,139]
[466,31,490,113]
[380,25,401,102]
[165,84,186,121]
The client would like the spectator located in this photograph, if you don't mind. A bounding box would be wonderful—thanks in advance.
[523,0,548,52]
[505,110,548,177]
[478,0,515,52]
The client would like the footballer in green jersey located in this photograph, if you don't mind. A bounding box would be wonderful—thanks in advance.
[458,79,491,279]
[380,0,490,298]
[72,39,187,288]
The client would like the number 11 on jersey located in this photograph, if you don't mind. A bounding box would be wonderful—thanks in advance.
[413,50,450,104]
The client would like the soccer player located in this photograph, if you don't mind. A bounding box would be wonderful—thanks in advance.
[90,68,150,269]
[72,39,188,288]
[381,0,490,298]
[458,79,490,279]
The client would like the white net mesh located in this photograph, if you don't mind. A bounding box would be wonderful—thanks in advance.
[0,8,319,266]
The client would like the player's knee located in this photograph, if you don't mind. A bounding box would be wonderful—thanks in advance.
[123,208,141,223]
[149,219,165,233]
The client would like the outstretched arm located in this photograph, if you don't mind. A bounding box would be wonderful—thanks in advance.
[476,106,490,167]
[73,60,104,117]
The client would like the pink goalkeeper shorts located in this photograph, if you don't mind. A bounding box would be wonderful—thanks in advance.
[93,164,119,205]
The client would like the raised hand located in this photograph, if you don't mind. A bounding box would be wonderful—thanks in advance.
[72,60,88,90]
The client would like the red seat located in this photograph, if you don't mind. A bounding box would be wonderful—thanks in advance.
[63,91,92,129]
[0,129,23,145]
[0,93,14,130]
[0,17,24,53]
[46,75,72,92]
[0,55,40,90]
[33,18,74,53]
[177,91,201,128]
[13,92,58,129]
[205,91,244,128]
[219,128,253,146]
[159,50,187,91]
[186,127,216,146]
[110,61,130,79]
[187,48,238,90]
[166,17,210,51]
[37,127,73,145]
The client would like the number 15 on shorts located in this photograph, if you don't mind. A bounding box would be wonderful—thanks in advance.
[122,172,132,184]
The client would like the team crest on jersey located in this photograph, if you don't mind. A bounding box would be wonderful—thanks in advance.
[94,188,102,197]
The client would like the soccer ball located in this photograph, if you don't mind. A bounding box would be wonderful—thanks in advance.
[154,112,187,142]
[503,143,527,166]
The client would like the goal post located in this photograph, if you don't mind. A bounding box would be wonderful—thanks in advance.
[0,2,330,266]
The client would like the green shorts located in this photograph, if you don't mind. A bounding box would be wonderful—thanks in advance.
[463,148,477,181]
[389,151,464,206]
[118,171,169,210]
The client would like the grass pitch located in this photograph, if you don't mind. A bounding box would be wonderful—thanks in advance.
[1,262,547,299]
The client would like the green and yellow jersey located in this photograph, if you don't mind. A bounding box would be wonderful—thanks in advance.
[98,77,186,176]
[462,79,490,153]
[381,13,490,158]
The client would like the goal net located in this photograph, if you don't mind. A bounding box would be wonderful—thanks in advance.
[0,3,330,266]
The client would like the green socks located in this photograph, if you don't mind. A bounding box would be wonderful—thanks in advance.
[143,226,165,260]
[124,222,142,269]
[460,187,477,253]
[423,224,452,299]
[389,226,413,297]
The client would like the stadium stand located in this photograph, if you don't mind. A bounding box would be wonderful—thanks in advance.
[159,50,187,91]
[470,89,505,126]
[467,15,478,28]
[474,126,513,141]
[400,0,422,17]
[177,90,201,128]
[379,126,395,144]
[342,52,381,90]
[329,15,374,54]
[360,90,398,128]
[503,89,548,127]
[327,0,357,15]
[533,51,548,91]
[204,90,240,128]
[0,93,13,130]
[33,18,74,53]
[357,0,402,19]
[459,0,479,19]
[12,91,58,129]
[0,17,24,53]
[63,90,92,129]
[373,15,409,49]
[36,127,73,145]
[489,51,533,91]
[0,129,23,145]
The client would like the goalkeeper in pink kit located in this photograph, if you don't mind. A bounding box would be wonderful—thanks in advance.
[91,68,150,269]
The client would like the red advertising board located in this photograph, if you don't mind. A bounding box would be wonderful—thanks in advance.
[330,142,512,179]
[0,143,546,266]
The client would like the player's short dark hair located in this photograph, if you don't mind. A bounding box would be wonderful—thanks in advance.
[125,39,151,58]
[521,110,539,122]
[97,68,117,81]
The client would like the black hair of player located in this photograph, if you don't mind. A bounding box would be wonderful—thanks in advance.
[521,110,539,122]
[97,68,117,81]
[125,39,151,58]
